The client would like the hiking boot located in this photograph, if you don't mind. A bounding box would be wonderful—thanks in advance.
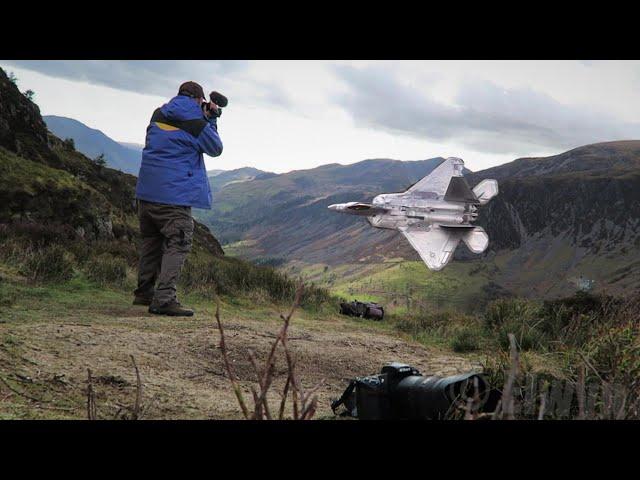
[148,301,194,317]
[132,295,153,306]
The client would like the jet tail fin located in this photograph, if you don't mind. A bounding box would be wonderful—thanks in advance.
[472,179,499,206]
[443,176,478,203]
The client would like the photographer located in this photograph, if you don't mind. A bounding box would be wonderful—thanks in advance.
[133,81,223,316]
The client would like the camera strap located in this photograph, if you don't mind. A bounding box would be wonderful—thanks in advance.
[331,379,357,416]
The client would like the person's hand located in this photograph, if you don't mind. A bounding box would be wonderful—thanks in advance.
[204,102,219,119]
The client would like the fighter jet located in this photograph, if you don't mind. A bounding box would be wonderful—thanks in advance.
[328,157,498,271]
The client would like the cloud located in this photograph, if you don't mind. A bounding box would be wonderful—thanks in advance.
[2,60,248,98]
[333,64,640,155]
[1,60,297,111]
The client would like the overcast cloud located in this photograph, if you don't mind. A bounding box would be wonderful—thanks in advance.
[3,60,247,97]
[333,64,640,155]
[1,60,638,173]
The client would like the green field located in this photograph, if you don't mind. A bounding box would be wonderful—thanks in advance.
[282,258,499,314]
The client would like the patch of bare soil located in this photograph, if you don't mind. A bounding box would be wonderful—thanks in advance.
[0,308,480,419]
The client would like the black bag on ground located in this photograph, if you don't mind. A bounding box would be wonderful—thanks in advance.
[339,300,384,320]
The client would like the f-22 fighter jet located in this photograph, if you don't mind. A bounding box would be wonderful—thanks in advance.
[328,158,498,271]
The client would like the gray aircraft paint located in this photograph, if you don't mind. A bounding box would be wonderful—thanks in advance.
[328,157,499,271]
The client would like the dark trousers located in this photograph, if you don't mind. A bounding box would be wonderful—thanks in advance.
[134,199,194,305]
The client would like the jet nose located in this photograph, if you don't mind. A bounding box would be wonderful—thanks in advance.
[328,204,340,211]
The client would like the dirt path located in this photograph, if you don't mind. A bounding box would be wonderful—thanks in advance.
[0,305,481,419]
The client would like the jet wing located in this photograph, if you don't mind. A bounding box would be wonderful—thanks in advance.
[406,157,466,198]
[399,225,463,271]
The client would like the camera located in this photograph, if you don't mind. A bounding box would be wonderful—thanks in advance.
[202,91,228,118]
[332,362,490,420]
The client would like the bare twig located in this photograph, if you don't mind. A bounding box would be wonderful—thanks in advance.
[500,333,520,420]
[491,399,503,420]
[280,285,305,419]
[577,351,606,385]
[577,364,586,420]
[538,390,547,420]
[130,355,142,420]
[278,374,291,420]
[214,295,250,419]
[86,369,97,420]
[464,376,482,420]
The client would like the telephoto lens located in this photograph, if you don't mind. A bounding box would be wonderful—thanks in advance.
[391,371,489,419]
[209,91,228,108]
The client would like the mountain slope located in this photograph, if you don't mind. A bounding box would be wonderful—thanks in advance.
[196,141,640,299]
[194,157,447,261]
[470,141,640,181]
[207,167,275,195]
[43,115,142,175]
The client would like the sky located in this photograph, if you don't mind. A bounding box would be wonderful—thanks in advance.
[1,60,639,173]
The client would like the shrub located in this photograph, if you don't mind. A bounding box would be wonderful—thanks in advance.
[0,280,16,307]
[484,298,535,330]
[253,257,287,268]
[484,298,546,351]
[180,254,330,309]
[93,153,107,167]
[22,244,74,283]
[0,221,77,248]
[84,253,128,286]
[537,291,619,343]
[394,311,454,337]
[90,239,139,266]
[586,323,640,381]
[392,310,485,350]
[450,328,480,353]
[63,138,76,150]
[580,297,640,384]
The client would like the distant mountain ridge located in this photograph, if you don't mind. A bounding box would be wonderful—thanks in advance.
[118,141,145,152]
[43,115,142,175]
[207,167,276,194]
[470,141,640,181]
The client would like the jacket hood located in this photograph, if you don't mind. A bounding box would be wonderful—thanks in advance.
[160,95,203,121]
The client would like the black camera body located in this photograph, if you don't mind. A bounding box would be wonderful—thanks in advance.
[332,362,490,420]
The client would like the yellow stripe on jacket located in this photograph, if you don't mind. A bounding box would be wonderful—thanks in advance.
[155,122,180,131]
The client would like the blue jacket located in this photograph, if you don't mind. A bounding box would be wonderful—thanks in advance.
[135,95,223,209]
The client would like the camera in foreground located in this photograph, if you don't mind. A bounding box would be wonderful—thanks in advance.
[332,362,492,420]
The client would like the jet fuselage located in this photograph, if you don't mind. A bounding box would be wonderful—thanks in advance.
[367,192,477,230]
